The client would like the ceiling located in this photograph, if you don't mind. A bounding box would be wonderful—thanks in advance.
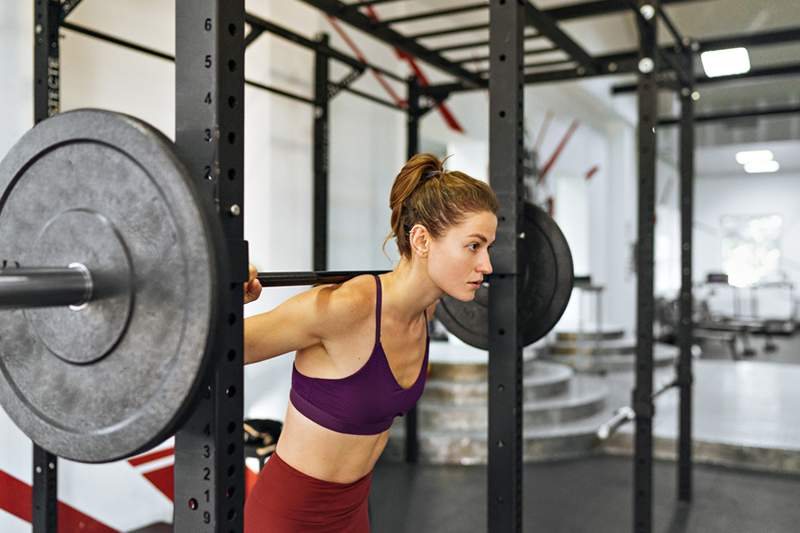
[696,140,800,177]
[341,0,800,166]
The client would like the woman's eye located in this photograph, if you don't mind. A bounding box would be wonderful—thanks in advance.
[468,243,479,251]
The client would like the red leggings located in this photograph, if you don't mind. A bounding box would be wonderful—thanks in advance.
[244,452,372,533]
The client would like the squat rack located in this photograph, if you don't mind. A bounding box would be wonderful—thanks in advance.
[28,1,800,532]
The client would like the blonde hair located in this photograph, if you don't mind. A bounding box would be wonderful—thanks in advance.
[383,153,499,259]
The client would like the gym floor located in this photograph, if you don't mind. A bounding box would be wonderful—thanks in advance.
[371,455,800,533]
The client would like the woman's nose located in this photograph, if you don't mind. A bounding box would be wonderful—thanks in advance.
[479,252,493,275]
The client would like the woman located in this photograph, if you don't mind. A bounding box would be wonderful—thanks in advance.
[242,153,498,532]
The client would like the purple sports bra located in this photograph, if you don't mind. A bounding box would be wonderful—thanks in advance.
[290,275,429,435]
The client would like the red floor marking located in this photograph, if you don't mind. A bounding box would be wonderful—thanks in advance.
[0,469,119,532]
[141,466,174,502]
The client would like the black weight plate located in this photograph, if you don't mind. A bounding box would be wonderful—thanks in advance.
[435,203,574,350]
[0,109,225,463]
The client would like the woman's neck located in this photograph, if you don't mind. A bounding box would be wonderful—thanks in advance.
[381,257,441,326]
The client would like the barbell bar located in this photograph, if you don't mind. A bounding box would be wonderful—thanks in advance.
[0,265,591,309]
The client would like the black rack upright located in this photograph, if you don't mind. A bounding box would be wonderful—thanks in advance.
[173,1,246,531]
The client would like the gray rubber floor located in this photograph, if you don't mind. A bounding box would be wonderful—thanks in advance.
[371,456,800,533]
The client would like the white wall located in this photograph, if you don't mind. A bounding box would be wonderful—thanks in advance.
[694,172,800,288]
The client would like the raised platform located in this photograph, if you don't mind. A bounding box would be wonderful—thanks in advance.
[387,341,610,464]
[395,340,800,473]
[602,360,800,474]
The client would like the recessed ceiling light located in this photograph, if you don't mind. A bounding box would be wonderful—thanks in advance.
[700,48,751,78]
[744,160,780,174]
[735,149,774,165]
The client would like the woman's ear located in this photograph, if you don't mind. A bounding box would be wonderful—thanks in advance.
[409,224,431,258]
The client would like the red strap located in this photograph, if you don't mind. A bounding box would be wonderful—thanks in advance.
[325,16,406,107]
[539,120,580,184]
[364,6,465,134]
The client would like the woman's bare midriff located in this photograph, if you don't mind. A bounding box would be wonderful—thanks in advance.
[274,401,389,484]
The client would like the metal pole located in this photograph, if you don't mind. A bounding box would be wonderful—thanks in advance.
[257,270,388,287]
[313,34,330,271]
[633,2,659,532]
[405,76,421,464]
[32,1,62,530]
[0,267,92,309]
[677,48,695,504]
[174,1,246,530]
[488,1,525,531]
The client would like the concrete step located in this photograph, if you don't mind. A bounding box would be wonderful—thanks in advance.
[542,343,678,373]
[427,340,538,383]
[556,325,626,342]
[422,361,573,405]
[385,409,616,464]
[417,376,607,432]
[548,336,637,356]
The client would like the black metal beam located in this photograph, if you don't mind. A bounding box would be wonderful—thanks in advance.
[655,2,688,53]
[244,26,265,48]
[658,103,800,126]
[524,58,575,70]
[297,0,484,87]
[32,445,58,533]
[633,4,658,532]
[33,3,61,529]
[613,61,800,94]
[174,0,245,531]
[314,34,330,272]
[405,76,420,466]
[433,33,541,53]
[60,0,84,21]
[345,0,406,8]
[408,23,492,40]
[61,21,174,61]
[677,49,694,505]
[523,1,596,72]
[698,25,800,52]
[474,57,574,76]
[488,1,525,531]
[380,3,488,26]
[454,45,561,66]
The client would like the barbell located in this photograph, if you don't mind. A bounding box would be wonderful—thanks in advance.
[0,109,574,463]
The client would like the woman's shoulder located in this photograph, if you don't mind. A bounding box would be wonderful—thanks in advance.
[302,274,376,333]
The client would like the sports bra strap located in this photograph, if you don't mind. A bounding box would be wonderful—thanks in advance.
[374,274,382,345]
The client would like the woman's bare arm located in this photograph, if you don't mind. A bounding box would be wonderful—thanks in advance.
[244,280,371,365]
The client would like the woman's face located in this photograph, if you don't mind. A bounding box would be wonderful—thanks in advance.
[426,211,497,302]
